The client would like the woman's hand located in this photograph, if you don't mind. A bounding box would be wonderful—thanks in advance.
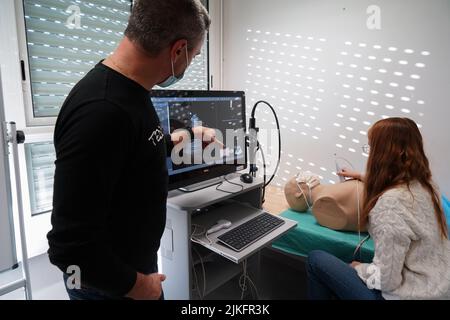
[337,168,364,181]
[350,261,361,268]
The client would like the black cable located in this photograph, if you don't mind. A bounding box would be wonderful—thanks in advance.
[249,100,281,188]
[257,141,267,203]
[216,175,244,194]
[178,181,221,193]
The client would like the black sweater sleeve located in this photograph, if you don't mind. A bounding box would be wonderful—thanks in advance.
[165,134,174,156]
[47,101,137,297]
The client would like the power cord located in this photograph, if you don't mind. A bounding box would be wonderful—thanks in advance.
[192,245,207,299]
[191,251,203,299]
[238,259,259,300]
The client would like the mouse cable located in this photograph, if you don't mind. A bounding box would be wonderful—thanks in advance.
[215,174,244,194]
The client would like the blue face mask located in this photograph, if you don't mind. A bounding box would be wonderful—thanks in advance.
[158,46,189,88]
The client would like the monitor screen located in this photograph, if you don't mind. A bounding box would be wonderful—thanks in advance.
[150,90,247,190]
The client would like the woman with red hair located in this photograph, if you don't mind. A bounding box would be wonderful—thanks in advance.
[307,117,450,300]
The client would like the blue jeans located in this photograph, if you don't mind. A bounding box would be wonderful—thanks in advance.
[63,273,164,300]
[306,250,384,300]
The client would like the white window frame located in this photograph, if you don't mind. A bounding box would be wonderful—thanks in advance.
[208,0,224,90]
[15,0,50,127]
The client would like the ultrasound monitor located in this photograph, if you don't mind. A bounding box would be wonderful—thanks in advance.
[150,90,247,190]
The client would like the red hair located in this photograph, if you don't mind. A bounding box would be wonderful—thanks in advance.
[363,117,448,239]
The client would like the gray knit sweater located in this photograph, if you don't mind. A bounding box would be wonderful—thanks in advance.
[355,181,450,300]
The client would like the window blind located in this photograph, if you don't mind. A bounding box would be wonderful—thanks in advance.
[23,0,132,118]
[23,0,209,119]
[24,142,56,215]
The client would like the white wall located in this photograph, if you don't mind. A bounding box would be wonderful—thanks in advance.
[222,0,450,196]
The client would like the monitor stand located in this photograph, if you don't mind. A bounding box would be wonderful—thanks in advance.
[178,176,224,192]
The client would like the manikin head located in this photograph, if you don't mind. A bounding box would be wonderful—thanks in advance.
[284,173,319,212]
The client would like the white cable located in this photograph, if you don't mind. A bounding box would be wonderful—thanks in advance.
[335,155,355,171]
[191,254,202,300]
[353,180,371,261]
[191,224,212,245]
[353,235,371,259]
[307,183,313,208]
[193,246,207,298]
[335,155,366,260]
[205,233,212,245]
[246,276,260,299]
[190,226,204,299]
[356,179,362,260]
[238,259,260,300]
[295,180,313,210]
[239,259,248,300]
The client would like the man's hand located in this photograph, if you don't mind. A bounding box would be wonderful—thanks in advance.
[350,261,361,268]
[337,168,365,182]
[170,129,190,146]
[193,126,224,148]
[126,272,166,300]
[171,126,224,148]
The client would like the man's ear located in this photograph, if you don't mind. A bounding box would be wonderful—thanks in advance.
[294,191,303,198]
[170,39,188,62]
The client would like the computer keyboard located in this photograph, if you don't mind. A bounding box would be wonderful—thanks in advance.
[217,212,285,252]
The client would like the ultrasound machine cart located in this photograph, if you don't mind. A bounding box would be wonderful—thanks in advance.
[160,175,297,300]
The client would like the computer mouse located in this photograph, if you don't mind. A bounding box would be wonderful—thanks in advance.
[240,173,254,184]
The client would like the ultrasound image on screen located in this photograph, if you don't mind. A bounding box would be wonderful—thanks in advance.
[152,96,245,175]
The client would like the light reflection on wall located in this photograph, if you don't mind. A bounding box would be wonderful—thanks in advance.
[244,29,429,187]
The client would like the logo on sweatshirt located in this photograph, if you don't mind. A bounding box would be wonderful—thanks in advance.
[148,126,164,146]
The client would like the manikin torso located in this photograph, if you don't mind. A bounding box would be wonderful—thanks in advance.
[284,177,366,231]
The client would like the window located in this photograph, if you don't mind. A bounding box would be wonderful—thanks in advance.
[24,141,55,216]
[21,0,210,125]
[22,0,132,121]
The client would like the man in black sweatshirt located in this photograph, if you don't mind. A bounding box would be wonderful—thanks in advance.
[47,0,211,300]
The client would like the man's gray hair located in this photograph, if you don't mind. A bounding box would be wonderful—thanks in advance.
[125,0,211,56]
